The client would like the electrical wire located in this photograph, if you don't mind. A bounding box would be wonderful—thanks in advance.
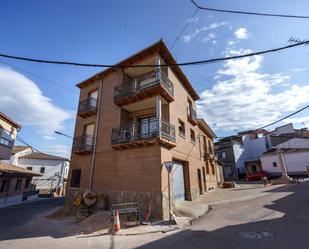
[257,105,309,130]
[0,60,78,95]
[171,7,199,49]
[16,135,43,154]
[190,0,309,19]
[0,40,308,68]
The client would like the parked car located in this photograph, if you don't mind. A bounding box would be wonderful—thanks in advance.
[245,171,269,181]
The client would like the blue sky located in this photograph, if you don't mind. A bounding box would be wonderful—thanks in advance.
[0,0,309,158]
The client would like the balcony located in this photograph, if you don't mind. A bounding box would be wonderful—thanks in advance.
[114,70,174,107]
[187,107,198,125]
[111,118,176,150]
[204,151,214,160]
[72,135,94,154]
[77,97,97,118]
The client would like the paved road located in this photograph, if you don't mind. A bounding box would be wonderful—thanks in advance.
[0,197,64,241]
[0,182,308,249]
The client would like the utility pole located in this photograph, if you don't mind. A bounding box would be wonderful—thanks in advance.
[273,147,292,184]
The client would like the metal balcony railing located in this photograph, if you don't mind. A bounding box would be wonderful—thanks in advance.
[187,107,197,123]
[111,118,175,145]
[72,135,94,153]
[78,97,97,116]
[114,69,174,100]
[0,128,14,148]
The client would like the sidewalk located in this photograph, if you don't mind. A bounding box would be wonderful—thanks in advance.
[198,182,285,206]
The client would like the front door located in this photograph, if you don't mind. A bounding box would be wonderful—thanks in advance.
[172,161,185,202]
[197,169,203,195]
[138,116,158,139]
[84,123,95,147]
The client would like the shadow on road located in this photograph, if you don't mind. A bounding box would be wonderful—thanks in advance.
[135,182,309,249]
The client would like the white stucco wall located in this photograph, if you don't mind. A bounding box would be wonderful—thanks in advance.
[17,158,68,188]
[7,148,33,165]
[233,143,245,172]
[242,134,268,160]
[261,151,309,175]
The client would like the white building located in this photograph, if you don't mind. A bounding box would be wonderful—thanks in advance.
[261,148,309,176]
[7,146,69,194]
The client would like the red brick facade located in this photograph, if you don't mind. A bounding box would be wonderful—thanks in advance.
[67,41,220,219]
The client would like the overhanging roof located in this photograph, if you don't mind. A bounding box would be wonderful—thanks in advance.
[0,161,41,177]
[0,112,21,130]
[197,118,216,138]
[76,39,200,101]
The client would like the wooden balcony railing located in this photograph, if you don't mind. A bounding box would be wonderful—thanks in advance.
[72,135,94,154]
[77,97,97,117]
[113,70,174,106]
[111,118,176,149]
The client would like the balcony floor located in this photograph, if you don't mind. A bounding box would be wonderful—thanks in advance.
[114,83,174,107]
[112,137,176,150]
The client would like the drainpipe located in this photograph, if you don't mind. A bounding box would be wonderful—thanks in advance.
[89,75,103,191]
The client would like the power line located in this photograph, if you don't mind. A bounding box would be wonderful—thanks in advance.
[171,8,199,49]
[16,135,43,153]
[0,40,308,68]
[190,0,309,19]
[258,105,309,130]
[0,60,78,95]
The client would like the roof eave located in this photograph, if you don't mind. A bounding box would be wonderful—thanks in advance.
[75,39,200,101]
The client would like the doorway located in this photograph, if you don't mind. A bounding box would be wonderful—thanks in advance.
[172,161,185,202]
[197,169,203,195]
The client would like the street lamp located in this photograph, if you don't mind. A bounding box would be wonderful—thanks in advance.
[54,131,73,139]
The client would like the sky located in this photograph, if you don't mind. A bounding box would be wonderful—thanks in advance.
[0,0,309,158]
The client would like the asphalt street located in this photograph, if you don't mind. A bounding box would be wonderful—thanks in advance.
[0,197,64,241]
[0,182,308,249]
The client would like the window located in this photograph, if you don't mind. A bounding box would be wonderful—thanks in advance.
[211,164,215,175]
[70,169,81,188]
[25,178,31,188]
[273,162,278,168]
[27,167,32,171]
[206,162,210,174]
[178,119,185,137]
[40,167,45,173]
[208,140,214,154]
[221,151,226,159]
[84,123,95,146]
[0,180,9,193]
[15,179,22,191]
[190,129,195,143]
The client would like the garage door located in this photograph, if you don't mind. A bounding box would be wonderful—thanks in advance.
[172,161,185,202]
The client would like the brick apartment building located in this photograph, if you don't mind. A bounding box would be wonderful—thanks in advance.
[67,40,221,219]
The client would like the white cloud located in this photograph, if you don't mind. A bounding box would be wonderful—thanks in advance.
[42,144,71,159]
[234,28,248,40]
[197,49,309,132]
[183,22,226,43]
[0,66,72,137]
[186,16,199,24]
[202,33,217,42]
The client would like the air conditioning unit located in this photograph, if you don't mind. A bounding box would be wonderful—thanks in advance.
[122,129,132,141]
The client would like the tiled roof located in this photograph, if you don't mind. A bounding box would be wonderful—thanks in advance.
[76,39,200,101]
[262,148,309,156]
[12,146,31,155]
[19,152,68,161]
[0,161,41,176]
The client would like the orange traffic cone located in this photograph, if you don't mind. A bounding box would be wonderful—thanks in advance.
[113,209,121,232]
